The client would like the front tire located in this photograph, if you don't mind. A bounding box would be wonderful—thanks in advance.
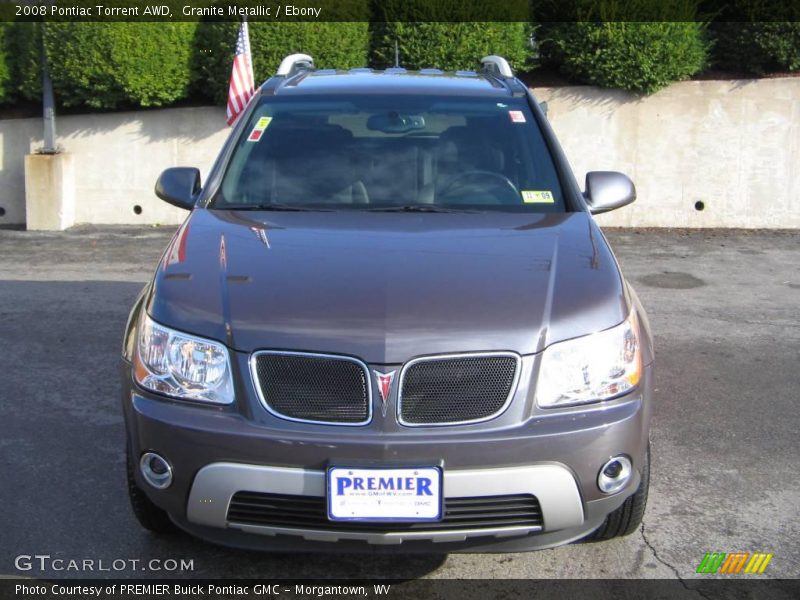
[126,445,177,534]
[588,445,650,540]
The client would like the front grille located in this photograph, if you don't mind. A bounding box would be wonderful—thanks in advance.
[227,492,543,532]
[252,352,370,424]
[398,354,519,425]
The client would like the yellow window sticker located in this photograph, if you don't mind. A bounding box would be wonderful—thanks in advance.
[521,190,555,204]
[255,116,272,130]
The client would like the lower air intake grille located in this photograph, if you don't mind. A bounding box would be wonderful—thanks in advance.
[398,354,519,425]
[227,492,543,532]
[252,352,370,424]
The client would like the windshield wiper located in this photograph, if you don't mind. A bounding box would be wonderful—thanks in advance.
[367,205,479,213]
[221,203,335,212]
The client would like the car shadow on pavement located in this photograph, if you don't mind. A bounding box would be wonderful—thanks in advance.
[140,531,448,579]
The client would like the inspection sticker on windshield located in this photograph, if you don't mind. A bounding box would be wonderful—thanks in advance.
[327,466,442,522]
[522,190,555,204]
[247,116,272,142]
[509,110,527,123]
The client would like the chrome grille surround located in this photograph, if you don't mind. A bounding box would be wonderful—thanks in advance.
[249,351,372,426]
[397,352,521,427]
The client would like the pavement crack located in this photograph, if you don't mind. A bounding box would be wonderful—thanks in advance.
[640,522,682,579]
[640,522,715,600]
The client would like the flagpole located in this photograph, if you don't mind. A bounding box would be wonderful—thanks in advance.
[41,21,57,154]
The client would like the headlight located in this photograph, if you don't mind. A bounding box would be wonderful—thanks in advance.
[536,311,641,408]
[133,314,234,404]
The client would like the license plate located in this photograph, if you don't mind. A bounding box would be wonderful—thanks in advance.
[327,466,443,522]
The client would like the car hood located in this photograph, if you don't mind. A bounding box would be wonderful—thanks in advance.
[146,209,628,363]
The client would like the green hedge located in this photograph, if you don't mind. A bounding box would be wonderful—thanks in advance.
[6,23,42,103]
[369,22,532,72]
[369,0,531,71]
[711,22,800,74]
[6,16,800,110]
[539,22,709,94]
[192,22,370,104]
[42,23,197,109]
[0,22,42,105]
[0,25,10,103]
[705,0,800,74]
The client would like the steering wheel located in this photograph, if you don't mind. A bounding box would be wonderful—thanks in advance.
[437,170,520,204]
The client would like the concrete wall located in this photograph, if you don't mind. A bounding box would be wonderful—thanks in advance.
[0,106,229,226]
[0,77,798,228]
[535,78,800,228]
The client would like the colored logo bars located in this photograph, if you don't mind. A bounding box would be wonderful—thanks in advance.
[696,552,773,574]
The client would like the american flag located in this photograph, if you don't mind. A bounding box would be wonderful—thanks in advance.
[226,21,255,126]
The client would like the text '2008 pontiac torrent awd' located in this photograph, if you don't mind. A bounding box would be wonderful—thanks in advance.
[122,54,654,552]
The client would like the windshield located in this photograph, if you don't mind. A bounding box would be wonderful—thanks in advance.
[214,95,566,212]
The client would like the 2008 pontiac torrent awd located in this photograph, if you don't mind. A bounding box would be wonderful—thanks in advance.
[121,54,654,552]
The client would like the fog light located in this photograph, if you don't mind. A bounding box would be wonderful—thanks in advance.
[597,455,632,494]
[140,452,173,489]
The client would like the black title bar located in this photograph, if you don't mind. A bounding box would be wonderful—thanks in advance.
[3,0,800,22]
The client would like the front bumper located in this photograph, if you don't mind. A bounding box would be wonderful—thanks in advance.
[189,463,582,542]
[122,362,653,552]
[170,463,638,552]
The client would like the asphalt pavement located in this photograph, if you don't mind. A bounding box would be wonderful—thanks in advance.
[0,226,797,581]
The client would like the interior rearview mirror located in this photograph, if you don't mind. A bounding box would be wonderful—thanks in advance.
[584,171,636,214]
[155,167,201,210]
[367,112,425,134]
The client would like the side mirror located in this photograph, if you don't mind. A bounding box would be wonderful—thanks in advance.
[584,171,636,214]
[155,167,201,210]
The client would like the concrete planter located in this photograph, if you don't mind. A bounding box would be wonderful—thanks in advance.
[24,153,75,231]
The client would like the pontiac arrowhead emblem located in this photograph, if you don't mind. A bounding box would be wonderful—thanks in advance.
[373,370,397,417]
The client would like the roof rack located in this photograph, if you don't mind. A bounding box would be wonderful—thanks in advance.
[480,55,514,79]
[276,53,314,77]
